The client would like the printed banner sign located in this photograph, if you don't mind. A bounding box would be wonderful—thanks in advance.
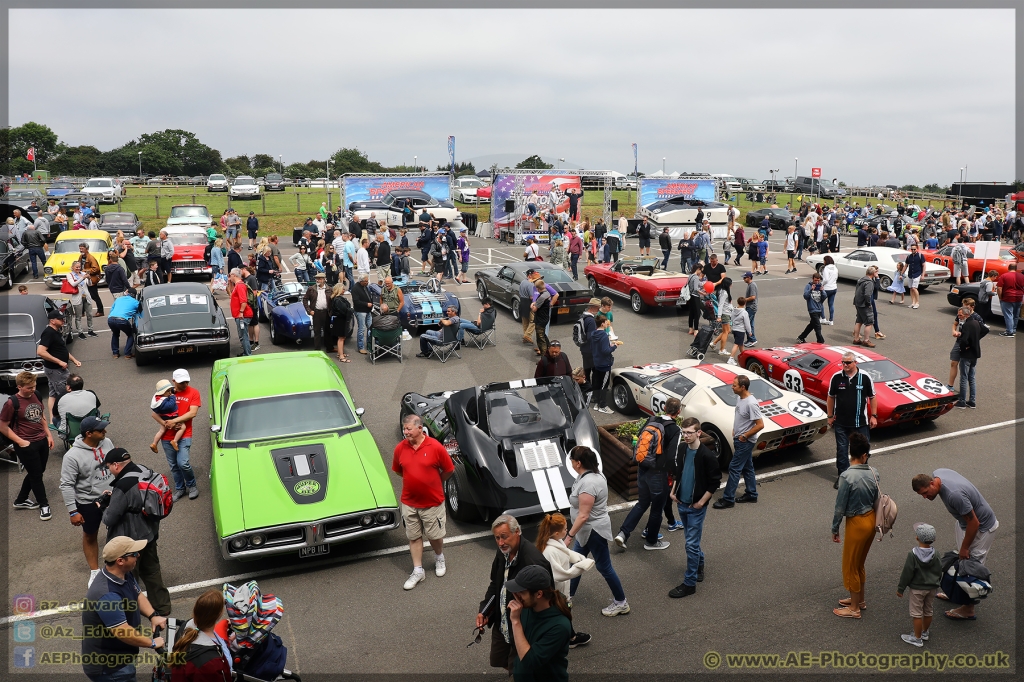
[490,174,583,235]
[638,178,716,208]
[343,175,451,205]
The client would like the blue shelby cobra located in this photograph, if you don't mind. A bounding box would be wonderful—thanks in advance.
[369,276,461,332]
[261,281,314,346]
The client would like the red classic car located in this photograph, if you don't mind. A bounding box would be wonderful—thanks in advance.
[737,343,957,428]
[922,243,1022,282]
[583,258,690,313]
[163,226,212,279]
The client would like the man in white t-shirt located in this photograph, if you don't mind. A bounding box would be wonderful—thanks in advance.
[523,237,540,262]
[784,225,798,273]
[713,375,764,508]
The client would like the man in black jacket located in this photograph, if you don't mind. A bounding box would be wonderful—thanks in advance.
[658,226,673,270]
[614,398,681,552]
[955,306,981,408]
[476,514,552,672]
[104,251,131,299]
[374,232,391,284]
[668,417,722,598]
[637,216,653,256]
[99,448,171,616]
[351,274,374,354]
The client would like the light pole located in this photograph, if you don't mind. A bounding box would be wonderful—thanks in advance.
[662,157,666,174]
[414,156,417,172]
[559,158,565,167]
[794,158,798,181]
[279,155,283,173]
[138,151,142,179]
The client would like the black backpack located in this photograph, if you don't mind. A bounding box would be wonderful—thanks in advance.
[571,315,588,347]
[203,242,214,264]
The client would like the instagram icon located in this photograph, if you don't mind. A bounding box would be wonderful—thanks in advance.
[12,594,36,615]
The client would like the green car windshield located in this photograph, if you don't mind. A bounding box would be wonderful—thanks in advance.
[224,390,358,441]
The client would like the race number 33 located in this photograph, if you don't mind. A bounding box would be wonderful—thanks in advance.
[782,369,804,394]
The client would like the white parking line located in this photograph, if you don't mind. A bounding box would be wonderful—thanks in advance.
[2,417,1018,624]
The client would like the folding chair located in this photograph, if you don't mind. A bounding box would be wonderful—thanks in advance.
[463,314,496,350]
[369,325,404,364]
[61,408,111,450]
[427,322,462,363]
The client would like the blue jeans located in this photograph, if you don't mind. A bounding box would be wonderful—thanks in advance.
[570,253,579,280]
[662,250,671,269]
[824,289,837,321]
[355,311,371,350]
[747,308,757,342]
[235,318,251,355]
[296,268,309,283]
[833,424,871,476]
[86,663,137,682]
[1000,300,1021,334]
[676,503,707,587]
[958,358,977,403]
[871,298,880,333]
[570,533,626,602]
[420,330,442,354]
[162,437,196,491]
[721,438,757,503]
[344,266,355,290]
[28,247,47,277]
[459,320,481,334]
[107,317,134,355]
[618,467,668,546]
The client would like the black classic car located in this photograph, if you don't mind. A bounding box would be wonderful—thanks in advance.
[400,375,600,522]
[0,294,74,385]
[2,188,45,209]
[745,207,793,230]
[0,228,30,290]
[133,283,230,366]
[348,189,460,226]
[474,261,592,325]
[97,212,142,238]
[58,193,97,213]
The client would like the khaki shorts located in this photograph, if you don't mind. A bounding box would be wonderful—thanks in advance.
[402,503,446,541]
[907,588,937,618]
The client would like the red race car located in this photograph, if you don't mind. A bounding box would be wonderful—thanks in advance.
[584,257,690,314]
[737,343,957,428]
[922,243,1023,282]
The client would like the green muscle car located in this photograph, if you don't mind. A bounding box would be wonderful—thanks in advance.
[209,352,399,560]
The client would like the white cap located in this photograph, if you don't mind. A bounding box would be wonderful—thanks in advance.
[172,369,191,383]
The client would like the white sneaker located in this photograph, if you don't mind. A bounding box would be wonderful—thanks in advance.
[435,555,447,577]
[403,569,425,590]
[614,533,627,550]
[601,600,631,617]
[596,406,613,414]
[643,540,671,551]
[88,569,100,588]
[727,357,738,366]
[901,633,924,647]
[718,349,730,356]
[921,629,930,641]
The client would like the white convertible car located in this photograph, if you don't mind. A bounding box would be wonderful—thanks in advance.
[229,176,260,199]
[806,246,950,291]
[610,360,829,469]
[348,189,460,226]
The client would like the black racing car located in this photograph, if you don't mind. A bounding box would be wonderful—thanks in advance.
[745,207,792,230]
[400,376,600,522]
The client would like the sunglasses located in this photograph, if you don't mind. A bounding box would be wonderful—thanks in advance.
[121,552,140,559]
[842,360,855,365]
[467,626,486,648]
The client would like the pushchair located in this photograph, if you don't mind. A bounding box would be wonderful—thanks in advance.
[686,295,720,362]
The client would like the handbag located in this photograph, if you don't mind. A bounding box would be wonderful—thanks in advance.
[60,278,79,295]
[871,467,897,540]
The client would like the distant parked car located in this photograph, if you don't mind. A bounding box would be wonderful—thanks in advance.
[80,177,125,204]
[188,176,208,185]
[308,178,338,189]
[166,205,213,229]
[3,188,45,209]
[452,176,488,204]
[763,179,790,193]
[97,212,142,238]
[57,193,97,213]
[229,176,260,199]
[263,172,286,192]
[46,182,77,198]
[0,227,30,290]
[207,174,229,192]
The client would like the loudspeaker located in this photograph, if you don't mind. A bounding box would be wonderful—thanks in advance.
[610,199,619,212]
[505,200,515,212]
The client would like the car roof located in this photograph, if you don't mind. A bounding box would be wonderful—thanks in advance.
[170,204,209,209]
[99,213,137,219]
[763,343,881,364]
[55,230,110,242]
[142,282,213,297]
[163,225,208,234]
[220,353,345,401]
[387,189,432,199]
[1,293,50,314]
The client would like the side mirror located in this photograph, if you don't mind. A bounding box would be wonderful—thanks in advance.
[210,425,221,433]
[355,407,365,417]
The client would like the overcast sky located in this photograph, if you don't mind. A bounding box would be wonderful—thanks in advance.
[9,8,1015,186]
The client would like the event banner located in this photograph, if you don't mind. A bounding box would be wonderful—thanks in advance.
[491,173,583,230]
[638,178,716,208]
[343,175,451,205]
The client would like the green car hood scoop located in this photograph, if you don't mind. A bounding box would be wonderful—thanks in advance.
[272,444,329,504]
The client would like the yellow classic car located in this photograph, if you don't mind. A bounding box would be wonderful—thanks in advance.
[43,230,112,289]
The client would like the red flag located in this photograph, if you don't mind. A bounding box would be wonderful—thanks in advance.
[26,147,35,161]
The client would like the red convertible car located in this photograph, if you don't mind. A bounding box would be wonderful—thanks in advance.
[922,243,1022,282]
[737,343,957,428]
[584,258,690,313]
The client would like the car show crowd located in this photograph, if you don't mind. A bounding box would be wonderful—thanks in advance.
[1,187,1017,682]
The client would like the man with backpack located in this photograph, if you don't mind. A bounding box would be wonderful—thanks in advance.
[573,299,601,403]
[100,447,172,617]
[613,398,681,552]
[59,415,114,587]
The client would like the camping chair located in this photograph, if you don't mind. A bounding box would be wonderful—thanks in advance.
[464,314,496,350]
[369,324,404,364]
[61,408,110,450]
[427,322,462,363]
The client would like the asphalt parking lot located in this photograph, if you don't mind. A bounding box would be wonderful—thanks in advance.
[2,229,1018,677]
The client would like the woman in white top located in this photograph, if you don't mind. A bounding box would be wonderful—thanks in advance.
[66,261,94,337]
[536,512,595,648]
[820,255,840,324]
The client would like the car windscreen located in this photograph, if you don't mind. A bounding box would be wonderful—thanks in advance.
[233,177,255,185]
[6,190,37,198]
[856,360,910,382]
[266,174,283,182]
[209,175,225,181]
[144,292,211,316]
[485,385,569,439]
[55,239,106,254]
[460,179,484,187]
[85,180,111,187]
[2,313,34,338]
[710,379,783,407]
[167,233,207,246]
[535,268,575,283]
[169,207,209,218]
[100,215,135,225]
[225,390,358,441]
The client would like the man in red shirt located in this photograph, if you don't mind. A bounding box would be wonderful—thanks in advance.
[0,371,55,521]
[995,262,1024,337]
[392,413,454,590]
[154,369,202,501]
[228,268,252,356]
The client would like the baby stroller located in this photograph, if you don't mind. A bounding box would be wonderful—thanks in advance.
[221,581,300,682]
[686,295,720,362]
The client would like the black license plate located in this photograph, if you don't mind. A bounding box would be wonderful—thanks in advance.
[174,345,197,354]
[299,544,329,558]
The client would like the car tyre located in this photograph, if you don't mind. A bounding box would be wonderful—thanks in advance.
[702,424,732,470]
[476,280,488,301]
[587,276,600,297]
[445,464,479,523]
[878,275,893,290]
[630,291,648,314]
[134,352,150,367]
[611,380,638,415]
[510,296,522,322]
[269,321,283,345]
[745,359,767,378]
[815,263,825,275]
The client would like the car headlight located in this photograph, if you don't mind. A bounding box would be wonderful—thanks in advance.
[375,511,393,525]
[359,514,375,527]
[229,537,247,550]
[248,534,266,547]
[44,267,53,275]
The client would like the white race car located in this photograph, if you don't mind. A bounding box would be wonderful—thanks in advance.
[610,360,829,469]
[806,246,950,291]
[640,196,732,226]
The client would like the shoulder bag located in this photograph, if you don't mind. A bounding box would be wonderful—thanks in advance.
[871,466,897,540]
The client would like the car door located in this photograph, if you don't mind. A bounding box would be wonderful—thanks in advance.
[931,245,953,269]
[491,266,515,307]
[779,352,833,402]
[839,250,871,279]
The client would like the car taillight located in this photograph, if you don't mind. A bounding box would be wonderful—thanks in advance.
[818,425,828,434]
[756,441,767,450]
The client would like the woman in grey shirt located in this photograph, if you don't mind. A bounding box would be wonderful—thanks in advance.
[831,432,879,619]
[566,446,629,617]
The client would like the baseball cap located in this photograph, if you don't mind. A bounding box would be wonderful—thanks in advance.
[172,369,191,383]
[525,268,536,276]
[80,415,110,434]
[103,536,148,563]
[102,447,131,465]
[47,310,65,320]
[914,522,936,544]
[503,565,552,593]
[549,340,561,347]
[742,271,754,279]
[155,379,173,394]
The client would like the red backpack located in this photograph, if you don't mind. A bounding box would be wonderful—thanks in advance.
[133,466,174,520]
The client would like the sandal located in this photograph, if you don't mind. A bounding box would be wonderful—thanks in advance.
[944,610,976,621]
[874,332,886,339]
[339,357,351,363]
[838,598,867,610]
[833,606,862,619]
